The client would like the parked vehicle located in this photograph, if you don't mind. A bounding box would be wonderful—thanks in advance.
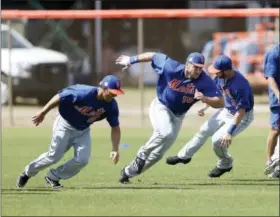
[1,24,69,104]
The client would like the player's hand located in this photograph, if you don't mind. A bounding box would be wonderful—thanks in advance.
[219,133,232,148]
[115,55,131,71]
[32,110,45,126]
[197,108,206,117]
[194,90,206,102]
[110,151,120,164]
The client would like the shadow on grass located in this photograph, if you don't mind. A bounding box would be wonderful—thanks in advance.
[2,179,278,194]
[230,178,279,182]
[2,185,193,193]
[187,182,279,186]
[2,188,59,195]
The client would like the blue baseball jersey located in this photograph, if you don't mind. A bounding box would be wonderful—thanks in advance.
[264,44,280,108]
[214,71,254,114]
[58,85,119,130]
[151,53,222,115]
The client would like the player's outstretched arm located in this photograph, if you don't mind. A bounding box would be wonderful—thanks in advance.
[116,52,156,70]
[110,125,121,164]
[203,96,224,108]
[32,94,60,126]
[195,91,224,109]
[220,108,246,148]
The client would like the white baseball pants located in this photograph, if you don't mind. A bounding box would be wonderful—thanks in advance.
[125,98,185,177]
[271,136,279,162]
[178,108,254,169]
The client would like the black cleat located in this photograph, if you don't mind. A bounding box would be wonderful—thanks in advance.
[166,156,192,165]
[45,176,63,189]
[16,172,30,188]
[119,168,130,184]
[208,166,232,178]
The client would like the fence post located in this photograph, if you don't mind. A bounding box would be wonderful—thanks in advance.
[137,18,145,126]
[7,20,14,126]
[95,0,102,82]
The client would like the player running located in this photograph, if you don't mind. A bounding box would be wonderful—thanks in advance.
[166,55,254,177]
[16,75,124,189]
[263,43,280,178]
[116,52,224,184]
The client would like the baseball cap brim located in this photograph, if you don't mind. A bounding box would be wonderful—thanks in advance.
[208,64,221,74]
[108,89,124,95]
[192,63,205,67]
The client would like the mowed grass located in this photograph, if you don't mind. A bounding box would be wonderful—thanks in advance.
[1,127,279,216]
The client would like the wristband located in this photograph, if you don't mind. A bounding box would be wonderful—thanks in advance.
[130,56,139,65]
[227,124,237,135]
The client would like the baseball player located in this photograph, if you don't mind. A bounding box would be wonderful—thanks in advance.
[263,43,280,177]
[16,75,124,189]
[166,55,254,177]
[116,52,224,184]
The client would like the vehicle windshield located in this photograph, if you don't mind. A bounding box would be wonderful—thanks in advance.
[1,29,33,49]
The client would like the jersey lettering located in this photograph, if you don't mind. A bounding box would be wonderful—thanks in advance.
[182,96,194,104]
[74,106,105,123]
[168,79,195,94]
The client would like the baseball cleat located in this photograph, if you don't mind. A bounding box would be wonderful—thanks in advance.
[16,172,30,188]
[119,168,130,184]
[166,156,192,165]
[45,176,63,189]
[264,159,280,175]
[208,166,232,178]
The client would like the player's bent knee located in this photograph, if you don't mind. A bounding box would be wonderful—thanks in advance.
[211,137,221,148]
[159,129,173,141]
[47,153,64,164]
[74,158,89,167]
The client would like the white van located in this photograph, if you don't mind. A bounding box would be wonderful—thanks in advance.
[1,24,69,104]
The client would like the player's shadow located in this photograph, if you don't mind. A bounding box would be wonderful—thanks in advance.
[187,182,279,186]
[66,185,194,190]
[230,178,279,182]
[2,188,59,195]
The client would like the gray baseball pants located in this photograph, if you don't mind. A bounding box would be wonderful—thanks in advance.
[125,98,185,177]
[24,114,91,181]
[178,108,254,169]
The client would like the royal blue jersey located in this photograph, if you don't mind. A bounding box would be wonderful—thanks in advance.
[151,53,222,115]
[264,44,280,108]
[214,70,254,114]
[58,85,119,130]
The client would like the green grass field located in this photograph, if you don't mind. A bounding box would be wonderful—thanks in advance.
[1,126,279,216]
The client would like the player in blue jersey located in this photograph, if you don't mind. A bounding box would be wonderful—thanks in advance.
[115,52,224,184]
[166,55,254,177]
[16,75,124,189]
[263,43,280,178]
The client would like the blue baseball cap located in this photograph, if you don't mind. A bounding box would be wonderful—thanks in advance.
[186,52,205,67]
[100,75,124,95]
[208,55,232,74]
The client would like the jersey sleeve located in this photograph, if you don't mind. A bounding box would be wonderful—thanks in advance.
[199,75,223,97]
[151,52,168,74]
[106,100,120,127]
[58,86,78,104]
[264,51,278,78]
[234,88,251,111]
